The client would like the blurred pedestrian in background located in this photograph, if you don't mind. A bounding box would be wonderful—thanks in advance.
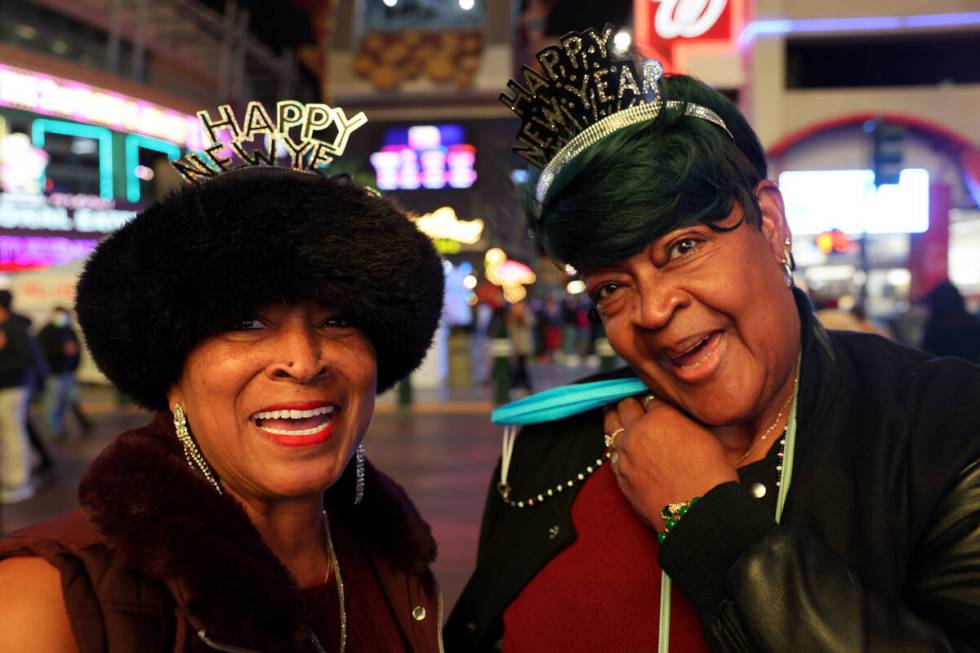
[0,291,34,504]
[849,303,892,338]
[38,306,91,440]
[507,300,535,396]
[539,297,562,362]
[921,280,980,363]
[815,296,892,338]
[0,291,55,477]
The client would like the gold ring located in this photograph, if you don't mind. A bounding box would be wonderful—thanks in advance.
[641,394,656,409]
[603,427,625,449]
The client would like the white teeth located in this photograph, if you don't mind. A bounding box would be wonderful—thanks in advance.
[674,335,709,358]
[259,423,329,436]
[252,406,334,421]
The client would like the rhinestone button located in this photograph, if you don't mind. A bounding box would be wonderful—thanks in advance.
[548,525,560,539]
[412,606,426,621]
[750,482,767,498]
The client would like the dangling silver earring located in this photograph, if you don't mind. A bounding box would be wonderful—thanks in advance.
[782,238,794,287]
[354,443,365,505]
[173,404,222,495]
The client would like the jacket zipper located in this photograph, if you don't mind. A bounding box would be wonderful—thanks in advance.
[196,629,261,653]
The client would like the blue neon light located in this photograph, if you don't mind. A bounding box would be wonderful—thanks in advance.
[31,119,114,199]
[124,134,182,203]
[740,11,980,45]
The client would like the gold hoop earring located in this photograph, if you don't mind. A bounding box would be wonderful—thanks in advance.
[173,404,222,495]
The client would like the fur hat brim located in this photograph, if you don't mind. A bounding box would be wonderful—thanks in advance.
[76,168,444,411]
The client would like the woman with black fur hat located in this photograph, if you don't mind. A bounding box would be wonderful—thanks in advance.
[0,166,446,652]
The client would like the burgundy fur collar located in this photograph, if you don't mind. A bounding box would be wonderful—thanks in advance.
[78,413,436,651]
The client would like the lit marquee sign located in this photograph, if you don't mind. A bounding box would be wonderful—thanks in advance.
[0,191,131,270]
[412,206,485,254]
[778,168,929,235]
[0,236,98,271]
[0,192,135,233]
[635,0,744,71]
[485,247,536,303]
[370,124,477,191]
[0,63,203,149]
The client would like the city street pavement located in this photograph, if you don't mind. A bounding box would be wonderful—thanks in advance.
[0,361,600,616]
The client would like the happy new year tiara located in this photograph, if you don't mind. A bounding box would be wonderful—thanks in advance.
[499,24,733,204]
[171,101,368,183]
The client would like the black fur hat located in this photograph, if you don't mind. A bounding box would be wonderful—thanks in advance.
[76,167,444,411]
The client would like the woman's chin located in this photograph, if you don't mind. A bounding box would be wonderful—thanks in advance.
[246,461,348,501]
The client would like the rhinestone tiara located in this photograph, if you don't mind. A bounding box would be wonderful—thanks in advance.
[499,24,733,204]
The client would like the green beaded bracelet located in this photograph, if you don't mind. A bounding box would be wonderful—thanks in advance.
[657,495,701,543]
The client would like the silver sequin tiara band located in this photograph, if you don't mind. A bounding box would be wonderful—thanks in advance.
[535,99,731,203]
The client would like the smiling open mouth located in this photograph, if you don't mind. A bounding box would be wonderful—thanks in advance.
[667,330,723,369]
[251,405,335,437]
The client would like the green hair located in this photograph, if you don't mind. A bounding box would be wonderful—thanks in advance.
[530,74,768,271]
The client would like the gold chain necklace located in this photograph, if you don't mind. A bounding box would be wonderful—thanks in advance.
[734,376,798,467]
[309,510,346,653]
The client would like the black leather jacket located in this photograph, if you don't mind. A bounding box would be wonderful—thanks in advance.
[446,291,980,651]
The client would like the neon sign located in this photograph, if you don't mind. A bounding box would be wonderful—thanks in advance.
[0,63,202,149]
[32,118,114,199]
[0,192,134,233]
[739,12,980,45]
[778,168,929,235]
[124,134,181,202]
[635,0,744,71]
[655,0,729,38]
[0,133,48,194]
[370,124,477,191]
[485,247,535,303]
[412,206,484,244]
[0,235,97,271]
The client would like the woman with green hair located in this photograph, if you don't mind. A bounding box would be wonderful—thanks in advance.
[445,25,980,653]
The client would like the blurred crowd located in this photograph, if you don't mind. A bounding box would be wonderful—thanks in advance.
[0,289,90,505]
[4,279,980,504]
[486,281,980,399]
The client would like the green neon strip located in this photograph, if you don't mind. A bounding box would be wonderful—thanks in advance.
[31,118,114,199]
[124,133,181,203]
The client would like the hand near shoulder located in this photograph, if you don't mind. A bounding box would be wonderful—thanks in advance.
[604,396,738,531]
[0,556,79,652]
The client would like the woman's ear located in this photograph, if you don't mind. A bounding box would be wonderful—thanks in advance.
[165,386,181,413]
[755,180,791,263]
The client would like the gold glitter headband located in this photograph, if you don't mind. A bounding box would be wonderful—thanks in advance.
[171,101,368,183]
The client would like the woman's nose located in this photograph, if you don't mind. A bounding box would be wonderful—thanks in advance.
[631,279,688,331]
[266,323,328,382]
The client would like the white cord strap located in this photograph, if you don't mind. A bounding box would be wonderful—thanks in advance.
[658,573,672,653]
[498,424,519,501]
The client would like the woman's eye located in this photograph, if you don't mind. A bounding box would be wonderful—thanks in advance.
[232,318,265,331]
[591,282,622,302]
[668,238,700,260]
[321,316,352,328]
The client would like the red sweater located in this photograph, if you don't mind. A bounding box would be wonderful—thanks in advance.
[502,463,709,653]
